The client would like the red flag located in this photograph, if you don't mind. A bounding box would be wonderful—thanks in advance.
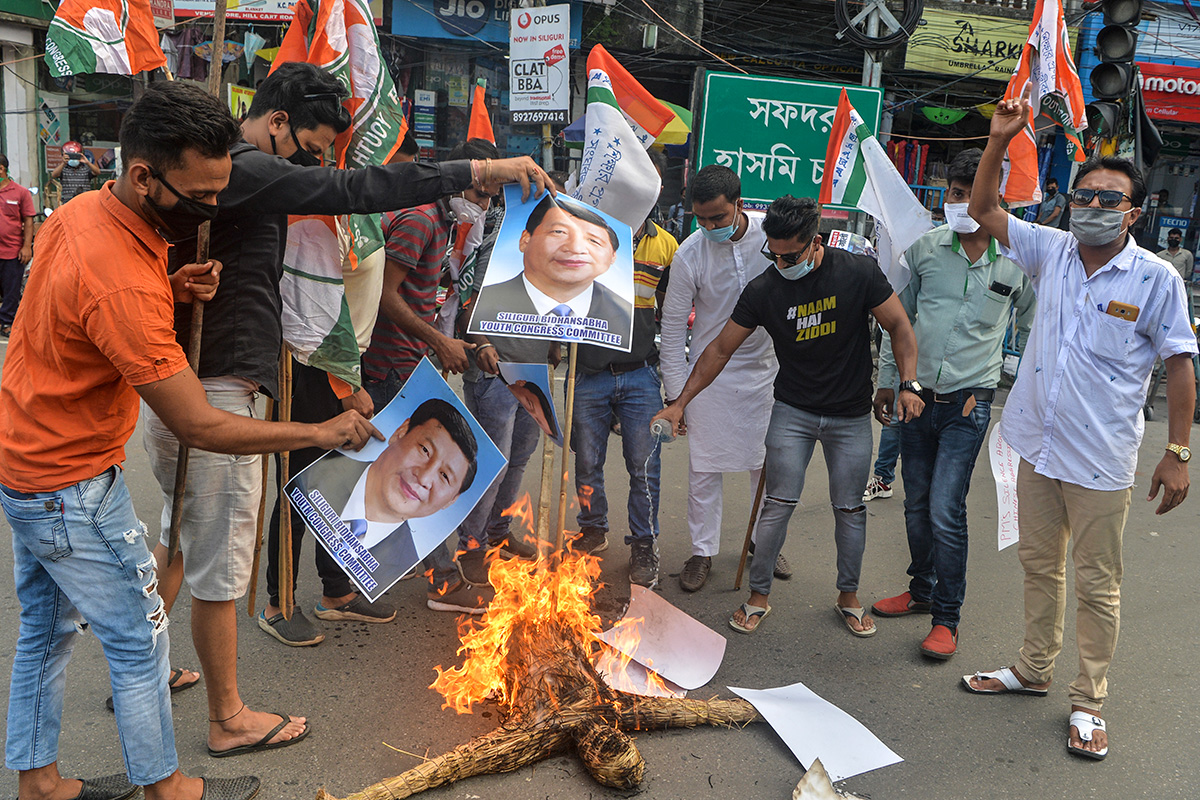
[1001,0,1087,204]
[468,80,495,143]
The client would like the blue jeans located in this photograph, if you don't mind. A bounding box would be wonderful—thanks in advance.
[2,468,176,784]
[0,257,24,326]
[571,365,663,543]
[750,403,873,596]
[460,375,542,549]
[873,421,901,484]
[899,393,992,630]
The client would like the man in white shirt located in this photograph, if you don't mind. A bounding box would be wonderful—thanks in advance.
[660,166,781,592]
[962,90,1196,762]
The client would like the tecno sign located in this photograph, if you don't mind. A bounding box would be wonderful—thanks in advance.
[1137,62,1200,124]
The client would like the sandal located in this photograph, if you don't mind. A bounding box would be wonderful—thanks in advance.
[208,712,311,758]
[961,666,1049,697]
[728,602,771,634]
[1067,710,1108,761]
[835,604,876,637]
[106,666,199,711]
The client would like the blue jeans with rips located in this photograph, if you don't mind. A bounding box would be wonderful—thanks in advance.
[460,375,542,549]
[898,394,991,630]
[750,402,873,596]
[2,467,177,785]
[570,365,662,543]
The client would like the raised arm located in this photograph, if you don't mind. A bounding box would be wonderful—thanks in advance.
[969,87,1032,249]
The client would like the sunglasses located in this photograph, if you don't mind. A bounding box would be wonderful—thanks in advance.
[1070,188,1133,209]
[761,239,813,267]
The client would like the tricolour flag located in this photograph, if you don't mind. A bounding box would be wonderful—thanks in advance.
[467,79,495,144]
[572,46,669,230]
[273,0,410,390]
[1001,0,1087,205]
[45,0,165,78]
[819,89,932,292]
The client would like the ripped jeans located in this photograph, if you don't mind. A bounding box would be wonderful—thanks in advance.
[749,402,873,597]
[1,467,177,785]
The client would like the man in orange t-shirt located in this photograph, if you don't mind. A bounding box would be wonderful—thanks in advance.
[0,83,377,800]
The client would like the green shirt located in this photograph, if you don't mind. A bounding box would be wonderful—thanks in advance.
[879,225,1035,392]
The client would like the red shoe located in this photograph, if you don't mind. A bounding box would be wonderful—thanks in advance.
[871,591,932,617]
[920,624,958,660]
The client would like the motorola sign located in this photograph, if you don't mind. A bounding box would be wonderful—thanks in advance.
[509,3,570,124]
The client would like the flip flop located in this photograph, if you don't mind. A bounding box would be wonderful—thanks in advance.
[106,667,200,711]
[835,604,876,637]
[728,602,771,634]
[207,712,311,758]
[1067,710,1108,761]
[961,667,1049,697]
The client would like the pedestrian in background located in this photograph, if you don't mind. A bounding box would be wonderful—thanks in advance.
[0,153,34,338]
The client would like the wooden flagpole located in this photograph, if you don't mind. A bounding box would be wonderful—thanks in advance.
[553,343,579,568]
[535,367,556,550]
[278,347,295,619]
[246,397,274,616]
[734,468,767,591]
[166,0,228,565]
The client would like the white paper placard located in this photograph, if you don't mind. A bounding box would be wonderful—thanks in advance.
[595,585,726,690]
[729,682,903,782]
[989,424,1020,551]
[594,642,687,698]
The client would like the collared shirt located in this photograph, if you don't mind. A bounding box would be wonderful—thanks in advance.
[998,216,1197,490]
[0,183,188,492]
[340,466,396,549]
[1157,246,1193,282]
[0,178,34,260]
[523,274,593,317]
[878,225,1034,391]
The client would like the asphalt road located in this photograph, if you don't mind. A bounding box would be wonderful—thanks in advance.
[0,354,1197,800]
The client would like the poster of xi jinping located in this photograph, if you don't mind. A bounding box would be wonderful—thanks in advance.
[467,185,634,352]
[498,361,563,447]
[285,358,505,602]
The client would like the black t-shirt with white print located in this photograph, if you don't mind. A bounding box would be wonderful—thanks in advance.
[730,246,894,416]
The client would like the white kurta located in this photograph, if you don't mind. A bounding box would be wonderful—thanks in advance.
[661,212,778,472]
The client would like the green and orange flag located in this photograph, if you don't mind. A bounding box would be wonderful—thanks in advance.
[45,0,165,77]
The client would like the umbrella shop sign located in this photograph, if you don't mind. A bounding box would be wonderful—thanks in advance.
[509,4,570,124]
[696,72,881,210]
[904,7,1078,81]
[1138,62,1200,125]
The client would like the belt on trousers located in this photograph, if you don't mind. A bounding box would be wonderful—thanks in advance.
[607,359,656,374]
[918,387,996,404]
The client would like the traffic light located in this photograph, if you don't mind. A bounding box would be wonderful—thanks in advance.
[1091,0,1142,101]
[1086,101,1122,137]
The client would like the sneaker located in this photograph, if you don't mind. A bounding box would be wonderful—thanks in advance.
[457,547,490,585]
[570,526,609,555]
[920,624,958,660]
[492,531,540,560]
[427,580,493,615]
[258,609,324,646]
[871,590,932,617]
[679,555,711,592]
[629,538,660,589]
[313,594,396,623]
[773,552,793,580]
[0,325,10,338]
[863,475,893,501]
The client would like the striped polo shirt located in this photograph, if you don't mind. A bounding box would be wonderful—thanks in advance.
[363,201,451,382]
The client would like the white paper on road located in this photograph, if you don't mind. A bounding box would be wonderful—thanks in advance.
[989,424,1020,551]
[594,642,687,698]
[729,681,903,782]
[595,584,726,690]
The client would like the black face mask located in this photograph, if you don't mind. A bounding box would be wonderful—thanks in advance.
[1169,238,1182,248]
[271,124,321,167]
[145,169,219,239]
[1045,187,1057,197]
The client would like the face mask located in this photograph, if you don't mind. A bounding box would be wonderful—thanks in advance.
[1045,187,1057,197]
[775,258,815,280]
[271,124,322,167]
[943,203,980,234]
[67,159,81,168]
[701,221,737,242]
[145,170,219,238]
[1069,206,1131,247]
[449,195,485,226]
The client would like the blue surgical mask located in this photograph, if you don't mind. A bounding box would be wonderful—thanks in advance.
[701,221,737,243]
[776,258,815,280]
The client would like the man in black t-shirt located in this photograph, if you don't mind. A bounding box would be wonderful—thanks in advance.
[653,196,924,636]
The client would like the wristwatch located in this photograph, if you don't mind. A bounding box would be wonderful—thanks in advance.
[899,380,924,395]
[1166,443,1192,462]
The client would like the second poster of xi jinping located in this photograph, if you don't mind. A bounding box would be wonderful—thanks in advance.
[467,185,634,352]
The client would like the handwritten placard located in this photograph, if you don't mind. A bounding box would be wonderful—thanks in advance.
[989,424,1019,551]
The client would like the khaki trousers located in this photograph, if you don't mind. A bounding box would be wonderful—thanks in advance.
[1015,459,1131,711]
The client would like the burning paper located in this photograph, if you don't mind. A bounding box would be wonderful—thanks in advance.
[594,642,686,698]
[730,681,902,782]
[595,585,726,691]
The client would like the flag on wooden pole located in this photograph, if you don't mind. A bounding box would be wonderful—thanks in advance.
[819,89,931,292]
[468,79,495,144]
[45,0,166,77]
[1000,0,1087,205]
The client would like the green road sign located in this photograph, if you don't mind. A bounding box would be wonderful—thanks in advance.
[696,72,883,210]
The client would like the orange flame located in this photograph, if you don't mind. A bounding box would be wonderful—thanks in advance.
[501,493,536,538]
[593,615,674,697]
[578,484,594,513]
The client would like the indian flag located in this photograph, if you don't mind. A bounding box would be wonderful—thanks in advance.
[819,89,931,291]
[573,46,669,230]
[273,0,410,391]
[45,0,165,78]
